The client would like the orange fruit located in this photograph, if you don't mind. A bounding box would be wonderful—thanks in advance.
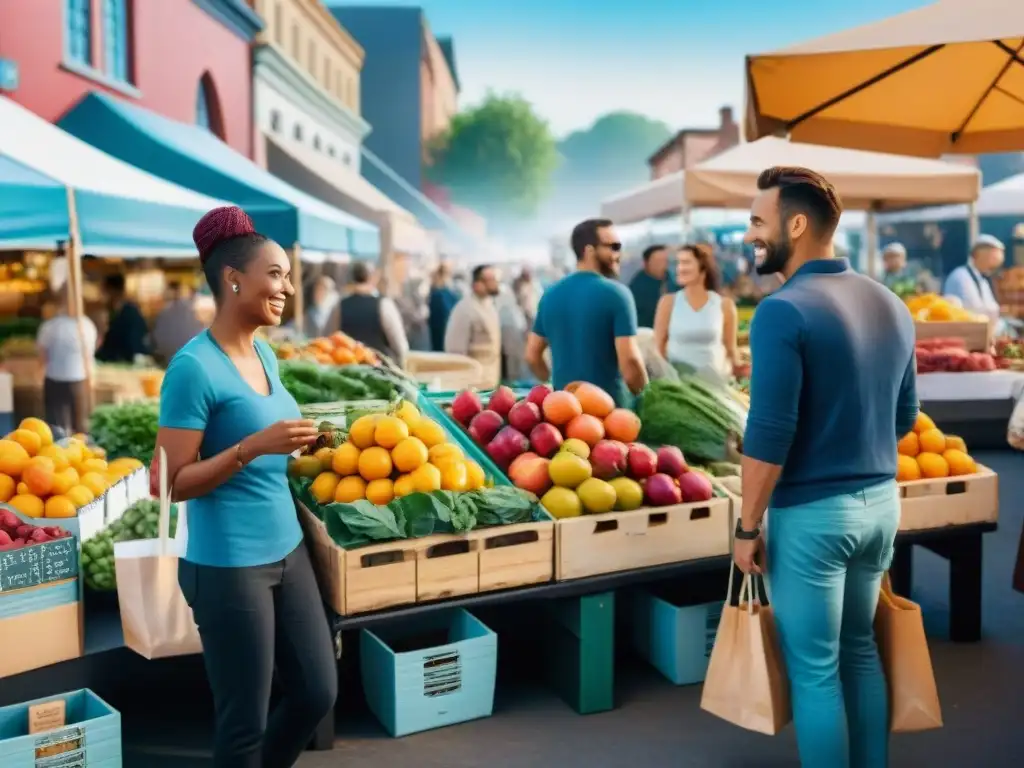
[917,428,946,454]
[79,472,109,497]
[313,447,335,472]
[569,382,615,419]
[310,472,341,505]
[52,467,79,495]
[913,412,936,434]
[62,440,85,467]
[440,461,468,492]
[348,415,381,449]
[942,449,977,477]
[427,443,463,466]
[565,414,605,447]
[392,437,428,473]
[331,442,361,476]
[897,432,919,457]
[334,475,367,503]
[7,428,41,457]
[16,482,28,495]
[412,417,447,448]
[37,444,70,471]
[0,473,14,502]
[18,417,53,447]
[66,485,96,509]
[8,493,44,518]
[331,347,357,365]
[80,458,109,474]
[945,435,968,453]
[44,495,77,519]
[22,456,56,496]
[365,478,395,505]
[465,461,486,490]
[896,454,921,482]
[542,391,583,425]
[410,463,442,493]
[358,446,393,481]
[374,416,409,450]
[0,438,30,477]
[396,400,421,427]
[604,408,642,443]
[393,473,416,498]
[916,452,949,479]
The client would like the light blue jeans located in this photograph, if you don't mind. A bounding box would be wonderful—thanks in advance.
[766,480,900,768]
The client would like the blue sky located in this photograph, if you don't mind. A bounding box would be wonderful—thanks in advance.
[335,0,931,136]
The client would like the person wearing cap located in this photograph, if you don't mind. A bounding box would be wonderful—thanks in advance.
[943,234,1005,323]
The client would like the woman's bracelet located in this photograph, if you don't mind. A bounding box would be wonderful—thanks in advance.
[235,441,249,469]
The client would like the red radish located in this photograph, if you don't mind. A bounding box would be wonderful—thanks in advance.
[656,446,688,478]
[487,386,518,418]
[526,384,553,409]
[529,423,563,457]
[508,400,542,434]
[30,528,50,543]
[678,471,714,503]
[468,410,504,445]
[486,426,529,469]
[644,473,682,506]
[590,439,627,479]
[626,444,658,479]
[451,390,483,425]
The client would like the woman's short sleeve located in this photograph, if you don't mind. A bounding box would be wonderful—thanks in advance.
[160,352,213,431]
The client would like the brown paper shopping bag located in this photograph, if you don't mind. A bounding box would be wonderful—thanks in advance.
[701,568,791,735]
[875,574,942,732]
[115,447,202,659]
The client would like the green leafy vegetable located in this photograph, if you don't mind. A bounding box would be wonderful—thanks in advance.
[278,360,411,405]
[89,401,160,465]
[638,376,747,463]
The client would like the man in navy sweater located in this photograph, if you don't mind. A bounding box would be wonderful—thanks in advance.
[736,167,917,768]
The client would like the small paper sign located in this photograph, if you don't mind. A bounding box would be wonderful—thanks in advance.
[104,480,128,523]
[28,699,66,734]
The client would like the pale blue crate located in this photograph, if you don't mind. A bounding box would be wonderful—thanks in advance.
[0,689,121,767]
[361,608,497,737]
[627,589,724,686]
[0,412,13,434]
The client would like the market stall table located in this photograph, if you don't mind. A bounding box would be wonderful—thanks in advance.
[918,371,1024,449]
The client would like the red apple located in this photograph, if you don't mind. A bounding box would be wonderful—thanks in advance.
[529,422,563,458]
[487,386,518,418]
[468,410,504,445]
[526,384,553,409]
[486,426,529,469]
[508,400,542,434]
[645,473,682,506]
[627,443,658,479]
[656,446,688,478]
[590,439,628,479]
[452,390,483,426]
[509,456,552,496]
[679,471,714,503]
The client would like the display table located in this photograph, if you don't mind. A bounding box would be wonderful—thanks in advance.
[919,371,1023,449]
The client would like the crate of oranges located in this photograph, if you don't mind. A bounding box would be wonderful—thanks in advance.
[288,397,554,616]
[895,411,998,531]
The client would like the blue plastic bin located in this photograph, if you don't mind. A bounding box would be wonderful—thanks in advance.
[361,608,497,737]
[627,589,724,686]
[0,689,121,767]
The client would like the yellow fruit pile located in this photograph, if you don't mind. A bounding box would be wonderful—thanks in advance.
[905,294,981,322]
[293,400,486,507]
[896,412,977,482]
[0,418,143,518]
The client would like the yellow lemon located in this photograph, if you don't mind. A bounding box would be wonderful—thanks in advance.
[310,472,341,505]
[395,400,420,427]
[80,457,109,475]
[37,445,70,472]
[44,495,77,519]
[465,461,485,491]
[313,447,335,472]
[80,471,109,497]
[348,414,381,450]
[410,463,442,493]
[440,461,468,492]
[8,493,44,518]
[365,478,395,506]
[331,442,361,476]
[18,417,53,447]
[7,428,41,457]
[412,417,447,448]
[0,473,14,503]
[374,416,409,450]
[428,443,463,466]
[52,467,79,496]
[393,473,416,498]
[0,439,29,477]
[357,446,393,481]
[65,485,95,508]
[391,437,428,473]
[334,475,367,503]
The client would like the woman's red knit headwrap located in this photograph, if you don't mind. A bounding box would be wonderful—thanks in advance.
[193,206,256,263]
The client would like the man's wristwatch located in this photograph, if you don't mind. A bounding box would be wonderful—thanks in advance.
[734,520,761,540]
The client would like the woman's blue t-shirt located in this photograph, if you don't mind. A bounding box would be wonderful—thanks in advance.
[159,331,303,568]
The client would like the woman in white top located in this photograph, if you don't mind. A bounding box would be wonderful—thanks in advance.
[653,243,739,381]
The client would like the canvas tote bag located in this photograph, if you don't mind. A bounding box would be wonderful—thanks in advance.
[115,447,202,659]
[701,562,791,735]
[875,574,943,732]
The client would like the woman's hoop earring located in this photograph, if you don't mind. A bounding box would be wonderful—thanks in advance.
[232,284,240,294]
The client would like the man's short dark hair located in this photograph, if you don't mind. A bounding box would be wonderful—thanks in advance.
[570,218,613,261]
[756,166,843,238]
[472,264,492,284]
[642,245,667,264]
[350,261,372,284]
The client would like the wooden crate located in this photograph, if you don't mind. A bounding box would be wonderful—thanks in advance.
[298,502,554,616]
[899,465,998,532]
[914,320,992,351]
[554,493,732,582]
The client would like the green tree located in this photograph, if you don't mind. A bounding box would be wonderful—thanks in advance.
[427,93,558,221]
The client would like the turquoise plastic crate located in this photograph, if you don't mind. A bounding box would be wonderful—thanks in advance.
[0,413,13,434]
[361,608,497,737]
[626,588,723,686]
[0,689,121,767]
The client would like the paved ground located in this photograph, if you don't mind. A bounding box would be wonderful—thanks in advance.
[122,450,1023,767]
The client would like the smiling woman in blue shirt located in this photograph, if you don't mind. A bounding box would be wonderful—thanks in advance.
[155,207,336,766]
[735,167,917,768]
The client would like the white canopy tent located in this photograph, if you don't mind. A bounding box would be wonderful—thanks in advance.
[600,137,981,273]
[879,172,1024,224]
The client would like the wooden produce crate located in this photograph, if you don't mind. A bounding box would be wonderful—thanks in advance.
[898,465,998,532]
[298,502,554,616]
[405,351,484,391]
[554,491,732,582]
[914,320,992,351]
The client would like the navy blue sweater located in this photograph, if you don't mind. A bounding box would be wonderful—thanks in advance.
[743,258,918,508]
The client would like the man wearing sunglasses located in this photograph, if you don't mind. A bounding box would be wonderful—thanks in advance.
[526,218,648,406]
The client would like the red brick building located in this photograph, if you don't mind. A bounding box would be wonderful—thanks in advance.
[0,0,262,157]
[647,106,741,179]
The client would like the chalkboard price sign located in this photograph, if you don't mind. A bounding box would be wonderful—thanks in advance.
[0,538,79,593]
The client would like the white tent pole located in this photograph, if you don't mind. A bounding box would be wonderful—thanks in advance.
[865,206,879,278]
[65,185,94,417]
[968,200,980,243]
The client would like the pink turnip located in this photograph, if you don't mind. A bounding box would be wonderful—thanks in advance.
[529,423,563,457]
[468,410,504,445]
[508,400,542,434]
[644,473,682,506]
[487,386,518,418]
[486,426,530,469]
[590,439,627,479]
[627,443,658,480]
[526,384,553,409]
[451,390,483,426]
[656,446,688,478]
[678,471,714,503]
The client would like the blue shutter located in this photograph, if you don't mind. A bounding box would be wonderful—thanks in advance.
[102,0,129,82]
[65,0,92,66]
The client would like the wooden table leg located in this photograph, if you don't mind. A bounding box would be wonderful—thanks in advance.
[890,540,914,597]
[946,532,983,643]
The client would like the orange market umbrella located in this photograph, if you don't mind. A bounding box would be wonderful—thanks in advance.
[745,0,1024,157]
